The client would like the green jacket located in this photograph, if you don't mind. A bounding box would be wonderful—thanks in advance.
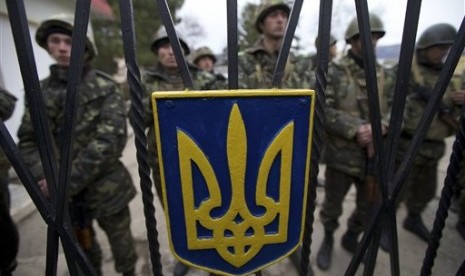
[323,51,395,178]
[0,87,17,168]
[238,38,310,89]
[18,65,135,218]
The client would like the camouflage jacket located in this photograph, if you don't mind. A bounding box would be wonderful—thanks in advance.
[323,52,395,178]
[141,62,223,158]
[0,87,17,168]
[18,65,135,218]
[398,56,460,161]
[238,38,310,89]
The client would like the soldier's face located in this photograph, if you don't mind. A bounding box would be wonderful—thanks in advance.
[196,56,214,72]
[260,10,288,39]
[350,33,382,57]
[422,45,451,65]
[157,42,185,70]
[47,33,72,67]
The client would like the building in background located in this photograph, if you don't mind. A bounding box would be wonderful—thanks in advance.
[0,0,113,140]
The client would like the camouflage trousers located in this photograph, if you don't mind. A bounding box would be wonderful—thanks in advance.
[397,138,443,215]
[319,167,370,234]
[86,206,137,274]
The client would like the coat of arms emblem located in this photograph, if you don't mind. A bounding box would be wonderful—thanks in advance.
[152,89,315,275]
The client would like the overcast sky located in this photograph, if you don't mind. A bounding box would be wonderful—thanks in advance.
[178,0,464,54]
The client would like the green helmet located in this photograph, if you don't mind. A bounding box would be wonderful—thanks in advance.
[190,46,216,65]
[35,13,97,60]
[416,23,457,50]
[255,1,291,33]
[344,14,385,43]
[314,34,337,49]
[151,26,190,55]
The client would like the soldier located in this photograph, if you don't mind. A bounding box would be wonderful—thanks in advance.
[142,26,221,276]
[190,46,227,81]
[17,14,137,276]
[394,23,460,244]
[316,14,393,270]
[238,0,307,89]
[309,34,338,70]
[454,71,465,241]
[0,86,18,276]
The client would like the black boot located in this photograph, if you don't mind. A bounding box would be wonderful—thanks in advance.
[456,220,465,241]
[173,261,190,276]
[341,229,359,253]
[122,268,135,276]
[403,213,430,242]
[379,228,391,252]
[316,232,333,270]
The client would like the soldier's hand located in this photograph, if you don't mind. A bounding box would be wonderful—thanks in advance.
[452,91,465,105]
[38,178,50,198]
[356,124,372,147]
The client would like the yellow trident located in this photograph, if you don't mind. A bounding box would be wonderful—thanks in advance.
[177,103,294,267]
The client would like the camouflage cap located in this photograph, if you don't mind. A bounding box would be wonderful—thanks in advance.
[190,46,216,65]
[151,26,190,55]
[416,23,457,50]
[35,13,97,60]
[255,1,291,33]
[344,14,385,43]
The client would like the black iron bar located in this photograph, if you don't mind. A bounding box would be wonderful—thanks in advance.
[155,0,194,89]
[271,0,303,87]
[227,0,239,89]
[119,0,164,275]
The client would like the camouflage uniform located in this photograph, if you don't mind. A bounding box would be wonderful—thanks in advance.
[320,52,393,234]
[0,87,18,274]
[238,38,309,89]
[142,63,220,203]
[18,14,138,274]
[397,57,459,216]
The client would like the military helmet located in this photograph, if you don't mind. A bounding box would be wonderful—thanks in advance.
[255,1,291,33]
[151,26,190,55]
[35,13,97,60]
[314,34,337,49]
[416,23,457,50]
[344,14,385,43]
[190,46,216,65]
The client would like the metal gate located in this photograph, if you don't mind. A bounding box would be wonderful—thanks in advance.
[1,0,465,275]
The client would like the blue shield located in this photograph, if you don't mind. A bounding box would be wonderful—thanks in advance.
[152,89,315,275]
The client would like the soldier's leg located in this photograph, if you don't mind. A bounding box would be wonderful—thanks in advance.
[317,167,353,270]
[403,161,436,242]
[97,206,138,275]
[83,225,103,276]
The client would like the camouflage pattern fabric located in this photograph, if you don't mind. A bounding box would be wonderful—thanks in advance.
[17,65,136,218]
[238,38,311,89]
[0,87,18,274]
[323,52,394,178]
[319,51,394,233]
[396,55,460,214]
[141,62,223,202]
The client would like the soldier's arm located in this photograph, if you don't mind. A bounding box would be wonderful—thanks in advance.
[0,87,17,121]
[68,81,128,196]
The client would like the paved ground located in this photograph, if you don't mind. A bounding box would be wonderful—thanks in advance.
[8,132,465,275]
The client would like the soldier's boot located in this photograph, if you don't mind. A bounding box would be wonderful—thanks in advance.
[289,249,315,275]
[456,220,465,241]
[341,229,359,253]
[122,268,135,276]
[379,228,391,252]
[173,261,190,276]
[403,213,430,242]
[316,232,333,270]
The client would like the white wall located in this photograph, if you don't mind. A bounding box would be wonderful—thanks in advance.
[0,0,75,140]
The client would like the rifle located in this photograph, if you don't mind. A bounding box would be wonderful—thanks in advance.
[356,96,378,204]
[412,85,459,132]
[69,192,93,250]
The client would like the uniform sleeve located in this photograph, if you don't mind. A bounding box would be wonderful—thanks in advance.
[68,82,128,196]
[0,87,17,121]
[324,65,364,140]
